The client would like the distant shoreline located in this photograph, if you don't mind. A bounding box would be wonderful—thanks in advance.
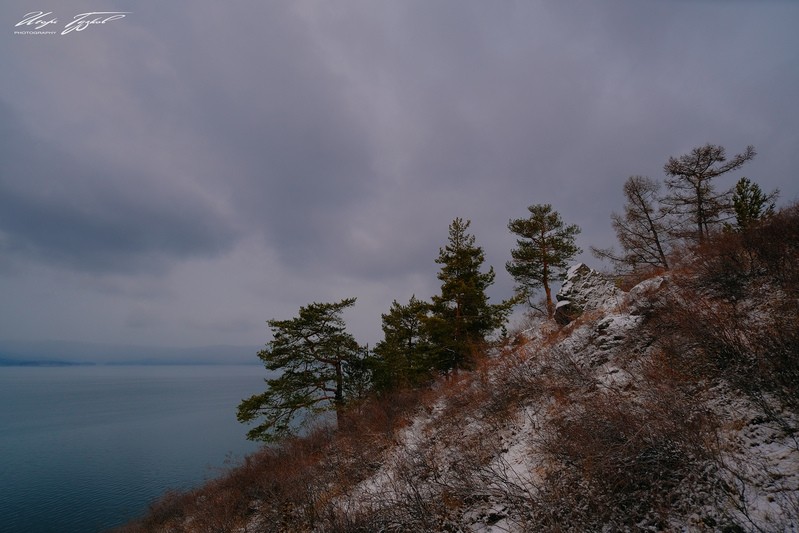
[0,342,263,366]
[0,359,262,367]
[0,359,96,367]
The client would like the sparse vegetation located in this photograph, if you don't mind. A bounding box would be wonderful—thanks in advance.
[663,143,756,243]
[644,202,799,410]
[592,175,673,272]
[119,155,798,531]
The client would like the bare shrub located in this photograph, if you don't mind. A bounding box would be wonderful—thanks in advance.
[533,358,718,530]
[114,490,194,532]
[685,203,798,301]
[693,231,753,300]
[743,202,799,289]
[117,206,799,531]
[643,205,799,411]
[481,346,547,421]
[616,264,668,291]
[118,384,427,532]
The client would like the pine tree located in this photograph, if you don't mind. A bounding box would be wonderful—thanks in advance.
[427,218,510,373]
[507,204,581,319]
[663,144,756,243]
[371,296,433,392]
[592,176,672,272]
[731,177,778,230]
[236,298,360,442]
[343,344,373,405]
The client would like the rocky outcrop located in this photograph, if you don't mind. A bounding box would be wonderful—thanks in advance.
[554,263,624,325]
[624,275,667,315]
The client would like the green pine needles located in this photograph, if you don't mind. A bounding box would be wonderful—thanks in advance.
[506,204,581,318]
[427,218,513,373]
[237,298,360,442]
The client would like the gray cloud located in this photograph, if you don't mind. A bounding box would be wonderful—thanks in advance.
[0,103,240,273]
[1,0,797,353]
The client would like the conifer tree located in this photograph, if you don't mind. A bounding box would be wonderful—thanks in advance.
[592,176,672,272]
[371,296,433,392]
[236,298,360,442]
[507,204,581,319]
[343,344,373,405]
[427,218,510,373]
[731,177,778,230]
[663,144,756,243]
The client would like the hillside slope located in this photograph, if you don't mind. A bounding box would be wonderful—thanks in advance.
[121,209,799,532]
[323,263,798,532]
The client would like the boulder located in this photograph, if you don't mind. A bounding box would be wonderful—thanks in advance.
[625,275,667,315]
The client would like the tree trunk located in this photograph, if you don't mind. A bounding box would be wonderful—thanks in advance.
[643,209,669,270]
[542,256,554,319]
[334,360,344,427]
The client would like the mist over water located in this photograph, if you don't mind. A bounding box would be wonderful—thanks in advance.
[0,365,265,532]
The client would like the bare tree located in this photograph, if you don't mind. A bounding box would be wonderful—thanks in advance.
[592,175,672,272]
[663,144,756,243]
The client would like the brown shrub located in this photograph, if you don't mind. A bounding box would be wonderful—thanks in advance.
[532,352,718,530]
[116,206,799,531]
[642,205,799,410]
[117,385,427,532]
[616,265,669,292]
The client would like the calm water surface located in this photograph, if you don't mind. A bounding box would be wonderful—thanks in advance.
[0,365,266,533]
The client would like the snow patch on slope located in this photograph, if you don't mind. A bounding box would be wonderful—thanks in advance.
[331,269,799,531]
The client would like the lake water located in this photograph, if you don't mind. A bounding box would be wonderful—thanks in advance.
[0,365,267,532]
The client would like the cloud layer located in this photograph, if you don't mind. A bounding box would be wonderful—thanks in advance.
[2,1,798,354]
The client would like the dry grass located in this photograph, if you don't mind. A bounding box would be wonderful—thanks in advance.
[643,205,799,411]
[529,351,719,530]
[118,205,799,532]
[115,388,426,533]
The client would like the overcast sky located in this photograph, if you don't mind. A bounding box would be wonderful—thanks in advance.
[2,1,798,360]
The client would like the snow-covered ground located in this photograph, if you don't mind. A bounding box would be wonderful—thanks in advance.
[331,263,799,531]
